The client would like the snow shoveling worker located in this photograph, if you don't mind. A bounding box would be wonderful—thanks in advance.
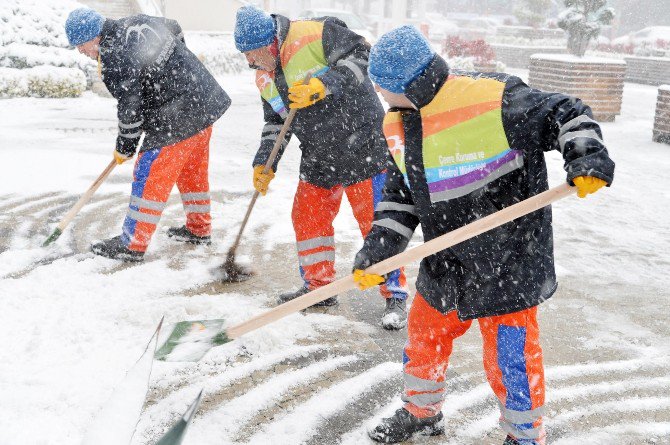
[64,8,231,261]
[352,26,615,444]
[233,6,409,329]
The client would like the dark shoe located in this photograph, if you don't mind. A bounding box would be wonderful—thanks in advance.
[276,287,338,307]
[166,226,211,245]
[503,434,538,445]
[368,408,444,443]
[91,236,144,262]
[381,297,407,330]
[503,435,541,445]
[504,436,521,445]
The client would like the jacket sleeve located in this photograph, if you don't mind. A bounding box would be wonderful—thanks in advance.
[502,75,615,185]
[319,18,371,99]
[252,98,292,171]
[106,46,144,157]
[353,155,420,270]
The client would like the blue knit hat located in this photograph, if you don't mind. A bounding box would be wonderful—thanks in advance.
[65,8,104,47]
[234,6,276,52]
[369,26,435,94]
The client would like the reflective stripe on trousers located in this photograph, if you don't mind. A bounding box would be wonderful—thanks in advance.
[121,127,213,251]
[292,175,408,298]
[402,293,545,444]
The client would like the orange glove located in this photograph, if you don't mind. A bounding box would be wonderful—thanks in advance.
[288,77,326,109]
[253,165,275,196]
[353,269,385,290]
[113,150,132,165]
[573,176,607,198]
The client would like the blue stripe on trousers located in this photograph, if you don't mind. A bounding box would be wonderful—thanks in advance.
[497,324,534,431]
[121,148,161,246]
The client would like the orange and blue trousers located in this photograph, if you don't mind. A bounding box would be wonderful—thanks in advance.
[121,127,213,252]
[292,173,408,300]
[403,294,546,444]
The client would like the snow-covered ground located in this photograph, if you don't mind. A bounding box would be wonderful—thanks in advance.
[1,70,669,445]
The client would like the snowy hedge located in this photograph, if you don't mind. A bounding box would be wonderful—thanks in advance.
[0,42,92,70]
[0,66,86,98]
[0,0,93,97]
[185,31,248,76]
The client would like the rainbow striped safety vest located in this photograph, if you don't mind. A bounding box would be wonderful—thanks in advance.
[255,20,331,118]
[383,75,523,202]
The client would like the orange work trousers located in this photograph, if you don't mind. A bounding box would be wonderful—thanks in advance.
[403,293,546,444]
[121,127,212,252]
[292,174,407,299]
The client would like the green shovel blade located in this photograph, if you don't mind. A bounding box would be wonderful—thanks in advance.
[42,228,63,247]
[155,319,231,362]
[154,390,203,445]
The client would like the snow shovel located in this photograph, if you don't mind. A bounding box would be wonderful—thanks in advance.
[220,73,314,283]
[153,390,203,445]
[157,183,576,362]
[43,159,117,246]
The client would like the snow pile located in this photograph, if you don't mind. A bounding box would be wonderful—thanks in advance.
[0,65,87,98]
[0,0,94,97]
[184,31,247,76]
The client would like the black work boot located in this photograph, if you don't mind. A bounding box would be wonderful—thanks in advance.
[276,287,338,307]
[91,236,144,262]
[368,408,444,443]
[503,435,541,445]
[381,297,407,330]
[166,226,211,245]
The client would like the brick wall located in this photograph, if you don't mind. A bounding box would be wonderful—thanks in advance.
[653,86,670,144]
[529,55,626,122]
[624,57,670,86]
[491,44,567,69]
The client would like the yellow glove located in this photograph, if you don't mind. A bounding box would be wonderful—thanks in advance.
[573,176,607,198]
[113,150,132,165]
[253,165,275,196]
[288,77,326,109]
[353,269,385,291]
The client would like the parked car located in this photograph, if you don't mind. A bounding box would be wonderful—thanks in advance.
[613,26,670,46]
[298,9,376,44]
[423,13,460,42]
[461,17,498,34]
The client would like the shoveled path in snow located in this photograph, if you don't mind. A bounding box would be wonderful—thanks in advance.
[1,73,669,445]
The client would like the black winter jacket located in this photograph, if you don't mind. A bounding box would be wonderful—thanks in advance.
[99,15,231,156]
[252,15,387,188]
[354,55,615,320]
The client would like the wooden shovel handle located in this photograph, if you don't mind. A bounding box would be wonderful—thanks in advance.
[226,183,576,339]
[57,159,117,232]
[228,72,314,255]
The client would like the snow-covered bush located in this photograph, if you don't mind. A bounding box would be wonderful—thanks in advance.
[0,43,91,70]
[185,31,247,76]
[442,36,506,72]
[0,0,82,47]
[0,0,93,97]
[444,36,495,64]
[558,0,615,57]
[0,66,86,98]
[515,0,552,28]
[448,57,475,71]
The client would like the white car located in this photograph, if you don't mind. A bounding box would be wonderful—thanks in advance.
[424,13,461,42]
[298,9,376,44]
[613,26,670,46]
